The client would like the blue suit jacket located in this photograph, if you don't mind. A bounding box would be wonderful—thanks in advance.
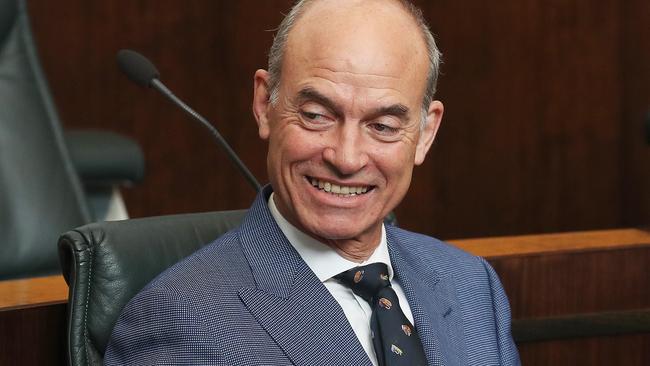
[105,188,520,365]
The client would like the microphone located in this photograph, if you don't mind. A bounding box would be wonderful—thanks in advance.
[117,49,261,192]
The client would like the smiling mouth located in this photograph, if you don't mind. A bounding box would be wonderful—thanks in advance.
[306,176,373,197]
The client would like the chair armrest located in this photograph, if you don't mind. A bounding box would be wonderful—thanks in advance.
[57,209,246,365]
[65,129,145,186]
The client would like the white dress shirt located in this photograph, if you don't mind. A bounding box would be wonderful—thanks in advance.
[268,194,414,366]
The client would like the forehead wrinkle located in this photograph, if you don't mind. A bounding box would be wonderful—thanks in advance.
[307,72,406,95]
[312,63,402,80]
[309,64,408,90]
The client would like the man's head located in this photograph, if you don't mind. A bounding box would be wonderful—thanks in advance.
[252,0,444,256]
[267,0,442,129]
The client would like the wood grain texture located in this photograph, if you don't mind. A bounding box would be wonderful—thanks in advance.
[403,0,637,238]
[490,246,650,318]
[517,334,650,366]
[484,229,650,365]
[0,275,67,310]
[24,0,650,240]
[451,227,650,258]
[620,0,650,226]
[512,308,650,342]
[0,303,67,365]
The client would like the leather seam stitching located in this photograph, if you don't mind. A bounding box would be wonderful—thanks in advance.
[83,245,94,364]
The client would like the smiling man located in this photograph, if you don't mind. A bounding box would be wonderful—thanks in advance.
[253,0,440,262]
[105,0,520,365]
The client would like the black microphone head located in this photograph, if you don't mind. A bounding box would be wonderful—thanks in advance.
[117,49,160,87]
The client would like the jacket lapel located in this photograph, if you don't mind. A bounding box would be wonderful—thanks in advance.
[388,229,468,366]
[236,188,373,366]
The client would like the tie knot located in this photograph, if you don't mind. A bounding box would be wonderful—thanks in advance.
[335,262,391,303]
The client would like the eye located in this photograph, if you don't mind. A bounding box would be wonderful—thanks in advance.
[298,108,334,131]
[369,123,400,135]
[300,111,325,121]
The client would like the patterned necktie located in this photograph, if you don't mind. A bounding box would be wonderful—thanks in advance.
[336,263,428,366]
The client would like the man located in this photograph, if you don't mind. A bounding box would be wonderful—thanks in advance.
[105,0,520,365]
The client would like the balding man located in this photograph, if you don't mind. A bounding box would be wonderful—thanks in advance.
[105,0,520,365]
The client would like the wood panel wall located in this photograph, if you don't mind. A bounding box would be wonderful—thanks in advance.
[453,229,650,365]
[493,247,650,364]
[26,0,649,239]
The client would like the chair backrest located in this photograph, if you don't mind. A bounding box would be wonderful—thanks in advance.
[0,0,90,278]
[57,209,247,366]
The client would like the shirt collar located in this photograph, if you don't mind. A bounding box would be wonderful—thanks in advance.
[268,193,394,282]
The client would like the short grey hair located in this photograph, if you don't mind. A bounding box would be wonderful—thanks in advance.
[267,0,442,128]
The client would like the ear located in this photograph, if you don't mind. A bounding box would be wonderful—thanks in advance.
[252,69,272,140]
[414,100,443,165]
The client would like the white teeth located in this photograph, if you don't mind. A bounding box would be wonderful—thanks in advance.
[309,177,370,196]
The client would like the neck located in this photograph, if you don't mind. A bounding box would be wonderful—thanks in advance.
[324,237,380,263]
[269,192,383,263]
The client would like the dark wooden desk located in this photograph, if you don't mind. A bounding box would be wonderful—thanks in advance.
[452,228,650,365]
[0,275,67,365]
[2,228,648,365]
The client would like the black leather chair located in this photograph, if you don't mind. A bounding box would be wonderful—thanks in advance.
[0,0,144,279]
[57,209,247,366]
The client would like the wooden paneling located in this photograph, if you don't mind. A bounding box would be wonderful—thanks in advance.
[483,233,650,365]
[406,0,627,238]
[0,276,67,364]
[490,246,650,318]
[0,304,67,365]
[451,227,650,258]
[25,0,650,239]
[517,334,650,366]
[0,275,67,310]
[620,0,650,226]
[455,228,650,365]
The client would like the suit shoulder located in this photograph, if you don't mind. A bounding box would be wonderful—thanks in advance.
[143,229,252,296]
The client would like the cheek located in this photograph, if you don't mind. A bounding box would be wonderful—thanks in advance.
[269,127,324,172]
[374,144,417,195]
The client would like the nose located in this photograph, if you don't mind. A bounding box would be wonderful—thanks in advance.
[322,124,369,175]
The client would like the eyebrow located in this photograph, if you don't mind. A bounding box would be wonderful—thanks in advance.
[295,87,411,123]
[373,104,410,122]
[296,87,343,119]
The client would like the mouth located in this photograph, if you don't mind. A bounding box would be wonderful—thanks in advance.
[306,176,374,197]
